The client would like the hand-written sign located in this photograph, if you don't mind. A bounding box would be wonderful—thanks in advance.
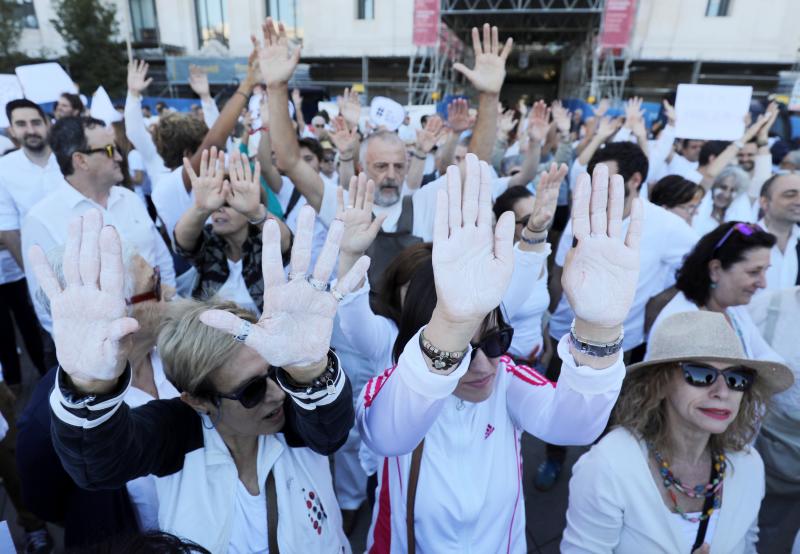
[675,84,752,141]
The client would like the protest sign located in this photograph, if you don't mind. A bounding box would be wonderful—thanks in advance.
[90,86,123,126]
[675,84,752,140]
[369,97,405,131]
[15,63,78,104]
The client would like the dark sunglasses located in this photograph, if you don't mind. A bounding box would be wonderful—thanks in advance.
[126,267,161,305]
[713,222,763,252]
[470,326,514,360]
[215,367,277,409]
[681,362,756,392]
[81,144,118,159]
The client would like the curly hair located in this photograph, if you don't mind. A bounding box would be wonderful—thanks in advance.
[611,363,769,455]
[153,113,208,169]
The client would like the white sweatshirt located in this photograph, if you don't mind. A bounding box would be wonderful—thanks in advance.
[357,328,626,553]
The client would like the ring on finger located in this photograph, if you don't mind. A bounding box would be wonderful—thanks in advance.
[331,288,345,302]
[233,320,252,343]
[288,271,306,281]
[307,276,330,292]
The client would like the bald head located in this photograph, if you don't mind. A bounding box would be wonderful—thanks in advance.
[760,173,800,225]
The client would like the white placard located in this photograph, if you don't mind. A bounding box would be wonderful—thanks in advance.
[369,96,405,132]
[90,86,122,126]
[0,75,24,128]
[674,84,752,141]
[15,62,78,104]
[0,522,13,554]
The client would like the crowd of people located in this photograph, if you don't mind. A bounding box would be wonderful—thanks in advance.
[0,15,798,554]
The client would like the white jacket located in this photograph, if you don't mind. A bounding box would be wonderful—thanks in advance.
[357,329,626,553]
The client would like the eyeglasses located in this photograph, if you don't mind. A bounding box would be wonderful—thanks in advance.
[126,267,161,305]
[80,144,118,158]
[214,367,276,409]
[680,362,756,392]
[470,326,514,360]
[713,222,763,252]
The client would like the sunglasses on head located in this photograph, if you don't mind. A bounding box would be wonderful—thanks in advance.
[680,362,756,392]
[470,326,514,360]
[126,267,161,305]
[214,366,277,409]
[712,222,763,253]
[81,144,118,159]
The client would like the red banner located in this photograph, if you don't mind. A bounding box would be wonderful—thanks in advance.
[599,0,637,49]
[413,0,440,47]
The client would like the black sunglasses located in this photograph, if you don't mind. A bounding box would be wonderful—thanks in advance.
[214,367,277,409]
[470,326,514,360]
[681,363,756,392]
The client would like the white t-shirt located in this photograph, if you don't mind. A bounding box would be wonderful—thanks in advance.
[692,191,755,236]
[228,480,268,554]
[274,176,329,267]
[673,510,718,553]
[217,258,259,315]
[0,149,65,284]
[550,201,699,350]
[127,149,151,198]
[151,167,193,244]
[666,154,702,184]
[759,218,799,292]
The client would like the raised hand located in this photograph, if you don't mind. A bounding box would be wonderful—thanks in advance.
[226,151,263,220]
[662,99,676,126]
[453,23,513,95]
[551,100,571,135]
[188,64,211,99]
[256,17,301,87]
[29,210,139,391]
[498,109,518,137]
[184,147,227,212]
[528,162,568,232]
[447,98,471,133]
[562,164,642,331]
[127,60,152,97]
[338,88,362,130]
[337,173,387,256]
[527,100,551,144]
[758,101,779,142]
[432,153,515,325]
[594,98,610,118]
[329,115,359,157]
[742,112,769,142]
[291,88,303,109]
[596,116,622,141]
[200,206,371,378]
[258,94,270,127]
[416,115,446,154]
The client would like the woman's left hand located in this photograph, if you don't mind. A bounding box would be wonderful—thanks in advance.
[199,206,370,381]
[226,151,263,221]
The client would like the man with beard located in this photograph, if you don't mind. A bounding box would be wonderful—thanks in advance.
[21,116,176,335]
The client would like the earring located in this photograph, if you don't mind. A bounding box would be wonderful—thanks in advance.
[710,282,717,289]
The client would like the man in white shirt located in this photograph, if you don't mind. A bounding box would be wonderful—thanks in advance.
[758,173,800,290]
[21,116,176,334]
[0,99,62,383]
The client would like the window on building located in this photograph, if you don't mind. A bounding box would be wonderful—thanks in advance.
[130,0,159,42]
[266,0,302,37]
[356,0,374,20]
[705,0,731,16]
[13,0,38,29]
[195,0,228,46]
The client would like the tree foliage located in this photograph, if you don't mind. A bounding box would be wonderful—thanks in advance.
[0,0,24,59]
[51,0,127,97]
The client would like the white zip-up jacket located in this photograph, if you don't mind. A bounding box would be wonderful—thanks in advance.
[357,328,626,553]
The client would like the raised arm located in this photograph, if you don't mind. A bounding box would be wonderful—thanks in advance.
[256,94,283,194]
[454,24,513,163]
[577,116,622,167]
[700,114,768,191]
[125,60,163,169]
[624,97,649,157]
[291,88,306,131]
[407,115,445,190]
[174,148,227,253]
[508,100,548,187]
[188,64,219,129]
[261,17,325,211]
[328,115,360,189]
[436,98,471,174]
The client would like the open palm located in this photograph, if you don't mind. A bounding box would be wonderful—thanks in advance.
[562,164,642,328]
[184,147,227,212]
[453,24,513,94]
[257,17,301,87]
[433,154,514,324]
[30,210,139,386]
[337,174,386,255]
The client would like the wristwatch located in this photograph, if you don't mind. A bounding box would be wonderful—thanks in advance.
[419,331,469,371]
[569,322,624,357]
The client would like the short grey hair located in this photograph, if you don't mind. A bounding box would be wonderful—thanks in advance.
[713,165,750,196]
[359,130,406,165]
[36,243,138,317]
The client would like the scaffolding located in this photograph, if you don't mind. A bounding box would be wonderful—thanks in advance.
[407,24,464,105]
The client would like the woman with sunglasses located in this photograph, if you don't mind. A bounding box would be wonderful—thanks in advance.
[562,310,794,553]
[174,147,291,315]
[35,206,370,552]
[355,155,644,553]
[647,221,781,365]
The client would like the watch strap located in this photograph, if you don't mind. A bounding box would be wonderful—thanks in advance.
[419,331,469,371]
[569,322,624,357]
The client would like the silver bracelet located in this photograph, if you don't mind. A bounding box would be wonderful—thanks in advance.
[569,321,624,357]
[248,205,267,225]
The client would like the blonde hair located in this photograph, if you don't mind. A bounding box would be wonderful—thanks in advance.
[153,113,208,169]
[611,363,769,454]
[157,298,258,396]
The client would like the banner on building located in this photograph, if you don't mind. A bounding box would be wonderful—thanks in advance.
[413,0,440,47]
[599,0,637,49]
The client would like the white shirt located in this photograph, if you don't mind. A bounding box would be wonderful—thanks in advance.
[217,258,259,315]
[229,481,268,554]
[127,149,151,198]
[21,182,177,332]
[0,149,64,284]
[274,176,329,267]
[124,351,180,531]
[151,167,193,245]
[693,192,755,236]
[666,154,702,184]
[550,201,699,350]
[759,218,799,291]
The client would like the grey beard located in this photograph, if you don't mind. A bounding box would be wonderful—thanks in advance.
[374,185,401,207]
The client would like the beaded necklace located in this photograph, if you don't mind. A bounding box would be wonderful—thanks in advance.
[648,443,726,523]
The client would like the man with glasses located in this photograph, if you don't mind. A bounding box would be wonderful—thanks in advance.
[319,147,338,189]
[21,116,176,335]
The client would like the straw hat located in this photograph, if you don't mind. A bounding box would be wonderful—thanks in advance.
[627,311,794,395]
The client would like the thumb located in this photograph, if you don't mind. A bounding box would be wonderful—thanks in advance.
[452,63,475,81]
[493,211,515,268]
[691,544,710,554]
[368,213,388,236]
